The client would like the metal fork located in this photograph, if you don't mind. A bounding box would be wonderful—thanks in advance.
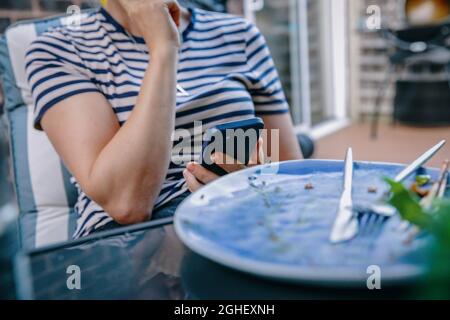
[360,140,446,217]
[355,157,448,242]
[355,209,391,239]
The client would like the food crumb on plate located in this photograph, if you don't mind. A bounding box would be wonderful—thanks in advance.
[410,182,430,197]
[367,186,378,193]
[304,183,314,190]
[269,233,280,242]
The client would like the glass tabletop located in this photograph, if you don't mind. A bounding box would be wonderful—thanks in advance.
[19,222,418,300]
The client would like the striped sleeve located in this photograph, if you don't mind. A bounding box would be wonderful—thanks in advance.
[25,32,100,130]
[244,22,289,115]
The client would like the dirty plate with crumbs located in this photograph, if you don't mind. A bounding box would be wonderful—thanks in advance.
[175,160,444,286]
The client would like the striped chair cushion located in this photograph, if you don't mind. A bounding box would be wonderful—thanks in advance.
[0,12,93,249]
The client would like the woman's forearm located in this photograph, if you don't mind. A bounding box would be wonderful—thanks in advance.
[87,49,178,224]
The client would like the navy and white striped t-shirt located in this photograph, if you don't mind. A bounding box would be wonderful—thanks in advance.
[25,7,289,238]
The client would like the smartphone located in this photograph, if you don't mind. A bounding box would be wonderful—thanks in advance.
[201,118,265,176]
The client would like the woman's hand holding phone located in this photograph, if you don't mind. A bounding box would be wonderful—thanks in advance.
[118,0,181,52]
[183,138,266,193]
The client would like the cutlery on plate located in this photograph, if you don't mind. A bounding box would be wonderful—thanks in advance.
[438,169,449,198]
[330,148,358,244]
[400,160,449,236]
[331,142,447,244]
[421,159,449,209]
[362,140,447,217]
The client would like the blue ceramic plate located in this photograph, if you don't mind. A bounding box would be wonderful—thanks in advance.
[174,160,440,286]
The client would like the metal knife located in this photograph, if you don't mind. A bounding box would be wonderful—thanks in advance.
[330,148,359,244]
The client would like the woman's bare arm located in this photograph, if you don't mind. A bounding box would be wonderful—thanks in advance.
[261,113,303,161]
[41,0,181,224]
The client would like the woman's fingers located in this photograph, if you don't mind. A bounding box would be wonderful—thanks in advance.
[215,137,265,172]
[186,137,266,190]
[258,142,265,165]
[117,0,181,50]
[213,153,246,173]
[183,169,203,193]
[166,0,181,27]
[186,162,219,184]
[249,137,265,166]
[183,162,221,192]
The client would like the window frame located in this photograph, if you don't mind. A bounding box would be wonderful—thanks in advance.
[245,0,350,139]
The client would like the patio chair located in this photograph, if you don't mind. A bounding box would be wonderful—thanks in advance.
[0,12,93,250]
[371,21,450,138]
[0,4,314,251]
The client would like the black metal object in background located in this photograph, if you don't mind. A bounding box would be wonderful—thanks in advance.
[371,22,450,138]
[298,134,314,159]
[394,80,450,125]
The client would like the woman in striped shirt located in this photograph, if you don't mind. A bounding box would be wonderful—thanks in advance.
[25,0,302,238]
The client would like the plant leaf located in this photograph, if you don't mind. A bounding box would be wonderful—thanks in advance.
[429,200,450,247]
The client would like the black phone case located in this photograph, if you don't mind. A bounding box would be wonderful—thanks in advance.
[200,118,265,177]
